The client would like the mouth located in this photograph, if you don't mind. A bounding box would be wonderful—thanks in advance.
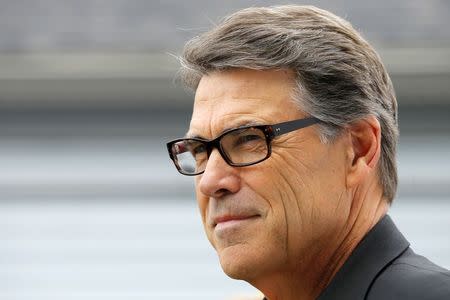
[213,214,260,228]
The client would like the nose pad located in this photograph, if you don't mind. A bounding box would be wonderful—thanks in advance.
[204,148,228,171]
[206,139,226,162]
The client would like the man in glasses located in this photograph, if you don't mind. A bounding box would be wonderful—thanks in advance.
[167,5,450,300]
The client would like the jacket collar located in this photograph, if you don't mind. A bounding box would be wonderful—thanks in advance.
[317,214,410,299]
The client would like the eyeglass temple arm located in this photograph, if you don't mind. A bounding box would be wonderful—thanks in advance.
[271,117,320,137]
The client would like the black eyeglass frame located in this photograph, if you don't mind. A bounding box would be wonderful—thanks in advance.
[166,117,320,176]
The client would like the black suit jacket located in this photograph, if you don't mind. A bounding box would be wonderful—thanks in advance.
[317,215,450,299]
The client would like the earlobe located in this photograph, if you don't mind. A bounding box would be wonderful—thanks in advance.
[345,116,381,189]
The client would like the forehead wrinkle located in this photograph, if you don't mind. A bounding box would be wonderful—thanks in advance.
[196,69,295,101]
[214,107,268,128]
[195,77,282,106]
[195,94,272,108]
[185,120,262,140]
[187,112,268,140]
[191,92,272,131]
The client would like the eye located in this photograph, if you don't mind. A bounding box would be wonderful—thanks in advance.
[192,143,206,155]
[235,134,263,146]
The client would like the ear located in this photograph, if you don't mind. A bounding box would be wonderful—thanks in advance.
[345,116,381,189]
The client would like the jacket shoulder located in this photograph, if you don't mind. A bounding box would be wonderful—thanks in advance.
[367,248,450,300]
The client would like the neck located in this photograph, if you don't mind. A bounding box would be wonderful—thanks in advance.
[254,183,389,300]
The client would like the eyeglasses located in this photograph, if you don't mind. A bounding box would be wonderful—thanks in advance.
[166,117,320,176]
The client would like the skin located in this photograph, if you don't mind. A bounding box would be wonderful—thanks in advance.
[187,69,389,300]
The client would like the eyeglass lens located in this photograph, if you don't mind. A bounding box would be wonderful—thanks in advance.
[170,127,269,175]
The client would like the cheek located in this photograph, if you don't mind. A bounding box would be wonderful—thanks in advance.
[244,163,291,212]
[267,152,314,212]
[243,162,299,240]
[302,144,348,209]
[274,141,350,245]
[257,146,335,246]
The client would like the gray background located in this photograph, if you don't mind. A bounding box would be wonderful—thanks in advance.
[1,1,449,299]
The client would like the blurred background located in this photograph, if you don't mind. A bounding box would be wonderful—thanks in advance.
[0,0,449,299]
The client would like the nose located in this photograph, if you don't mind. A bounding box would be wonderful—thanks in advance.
[197,148,241,198]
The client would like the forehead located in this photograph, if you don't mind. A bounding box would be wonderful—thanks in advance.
[188,69,299,138]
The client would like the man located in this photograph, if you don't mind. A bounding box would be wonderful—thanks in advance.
[166,5,450,300]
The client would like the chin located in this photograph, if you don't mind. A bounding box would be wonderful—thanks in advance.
[218,245,255,280]
[218,244,259,280]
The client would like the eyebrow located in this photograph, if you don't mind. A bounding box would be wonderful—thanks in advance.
[185,120,264,140]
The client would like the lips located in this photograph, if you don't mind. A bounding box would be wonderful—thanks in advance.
[212,214,260,227]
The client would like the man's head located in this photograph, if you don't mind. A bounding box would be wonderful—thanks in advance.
[170,4,398,295]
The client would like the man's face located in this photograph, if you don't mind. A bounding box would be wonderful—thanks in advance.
[188,69,351,281]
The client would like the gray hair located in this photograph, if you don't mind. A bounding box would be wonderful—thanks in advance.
[178,5,399,203]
